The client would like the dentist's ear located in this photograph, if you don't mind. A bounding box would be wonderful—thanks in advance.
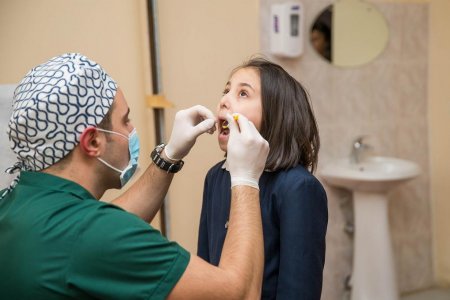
[79,126,103,157]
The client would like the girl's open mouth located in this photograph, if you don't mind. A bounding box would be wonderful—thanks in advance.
[219,119,230,136]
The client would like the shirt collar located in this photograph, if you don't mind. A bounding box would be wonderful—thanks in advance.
[220,159,273,173]
[19,171,96,200]
[221,160,229,170]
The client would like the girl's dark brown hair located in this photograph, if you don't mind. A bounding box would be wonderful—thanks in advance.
[233,57,320,173]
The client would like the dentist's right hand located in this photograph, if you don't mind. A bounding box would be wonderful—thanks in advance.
[165,105,216,161]
[225,113,270,190]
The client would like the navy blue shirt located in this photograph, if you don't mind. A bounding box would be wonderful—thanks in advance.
[198,160,328,299]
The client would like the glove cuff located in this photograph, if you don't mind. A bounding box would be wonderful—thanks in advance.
[230,177,259,190]
[164,144,182,161]
[151,144,184,173]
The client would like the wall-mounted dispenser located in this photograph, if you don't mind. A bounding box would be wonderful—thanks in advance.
[269,2,304,58]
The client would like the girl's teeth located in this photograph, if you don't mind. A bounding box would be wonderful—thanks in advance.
[222,120,229,129]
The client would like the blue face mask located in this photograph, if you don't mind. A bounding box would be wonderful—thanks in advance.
[97,128,140,187]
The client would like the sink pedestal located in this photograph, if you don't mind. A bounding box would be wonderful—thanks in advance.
[351,191,399,300]
[320,156,420,299]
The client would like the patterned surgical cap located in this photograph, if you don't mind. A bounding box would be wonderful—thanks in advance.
[7,53,117,172]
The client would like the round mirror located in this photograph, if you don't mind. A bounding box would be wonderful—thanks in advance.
[310,0,389,67]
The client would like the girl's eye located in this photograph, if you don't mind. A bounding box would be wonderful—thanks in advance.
[222,88,229,95]
[239,90,248,97]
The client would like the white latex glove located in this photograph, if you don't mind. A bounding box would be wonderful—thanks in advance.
[165,105,216,160]
[226,113,270,190]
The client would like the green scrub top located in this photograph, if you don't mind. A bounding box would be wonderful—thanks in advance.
[0,171,190,299]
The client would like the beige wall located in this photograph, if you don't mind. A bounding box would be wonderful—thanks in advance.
[429,0,450,286]
[0,0,161,227]
[157,0,260,251]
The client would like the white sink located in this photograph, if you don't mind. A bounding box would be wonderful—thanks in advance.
[320,156,421,300]
[320,156,421,193]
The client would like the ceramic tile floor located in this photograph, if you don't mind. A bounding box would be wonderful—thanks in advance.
[401,288,450,300]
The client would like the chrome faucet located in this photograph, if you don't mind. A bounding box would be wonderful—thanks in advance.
[351,135,372,164]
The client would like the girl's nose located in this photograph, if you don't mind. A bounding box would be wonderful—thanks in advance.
[219,94,231,109]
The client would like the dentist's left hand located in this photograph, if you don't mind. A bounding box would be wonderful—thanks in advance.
[165,105,216,161]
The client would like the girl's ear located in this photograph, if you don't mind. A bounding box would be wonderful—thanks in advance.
[79,126,103,157]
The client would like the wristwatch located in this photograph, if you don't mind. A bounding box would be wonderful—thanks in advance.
[150,143,184,173]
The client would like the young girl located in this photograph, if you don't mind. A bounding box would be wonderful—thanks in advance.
[197,58,328,299]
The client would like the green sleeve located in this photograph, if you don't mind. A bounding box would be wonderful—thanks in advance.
[66,204,190,300]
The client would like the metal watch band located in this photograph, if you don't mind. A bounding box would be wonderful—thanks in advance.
[150,144,184,173]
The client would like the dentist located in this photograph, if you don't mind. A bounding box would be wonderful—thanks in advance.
[0,53,269,299]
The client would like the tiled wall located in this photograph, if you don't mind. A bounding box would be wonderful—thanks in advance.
[260,1,432,298]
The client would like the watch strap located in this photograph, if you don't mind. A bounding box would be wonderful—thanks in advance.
[151,144,184,173]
